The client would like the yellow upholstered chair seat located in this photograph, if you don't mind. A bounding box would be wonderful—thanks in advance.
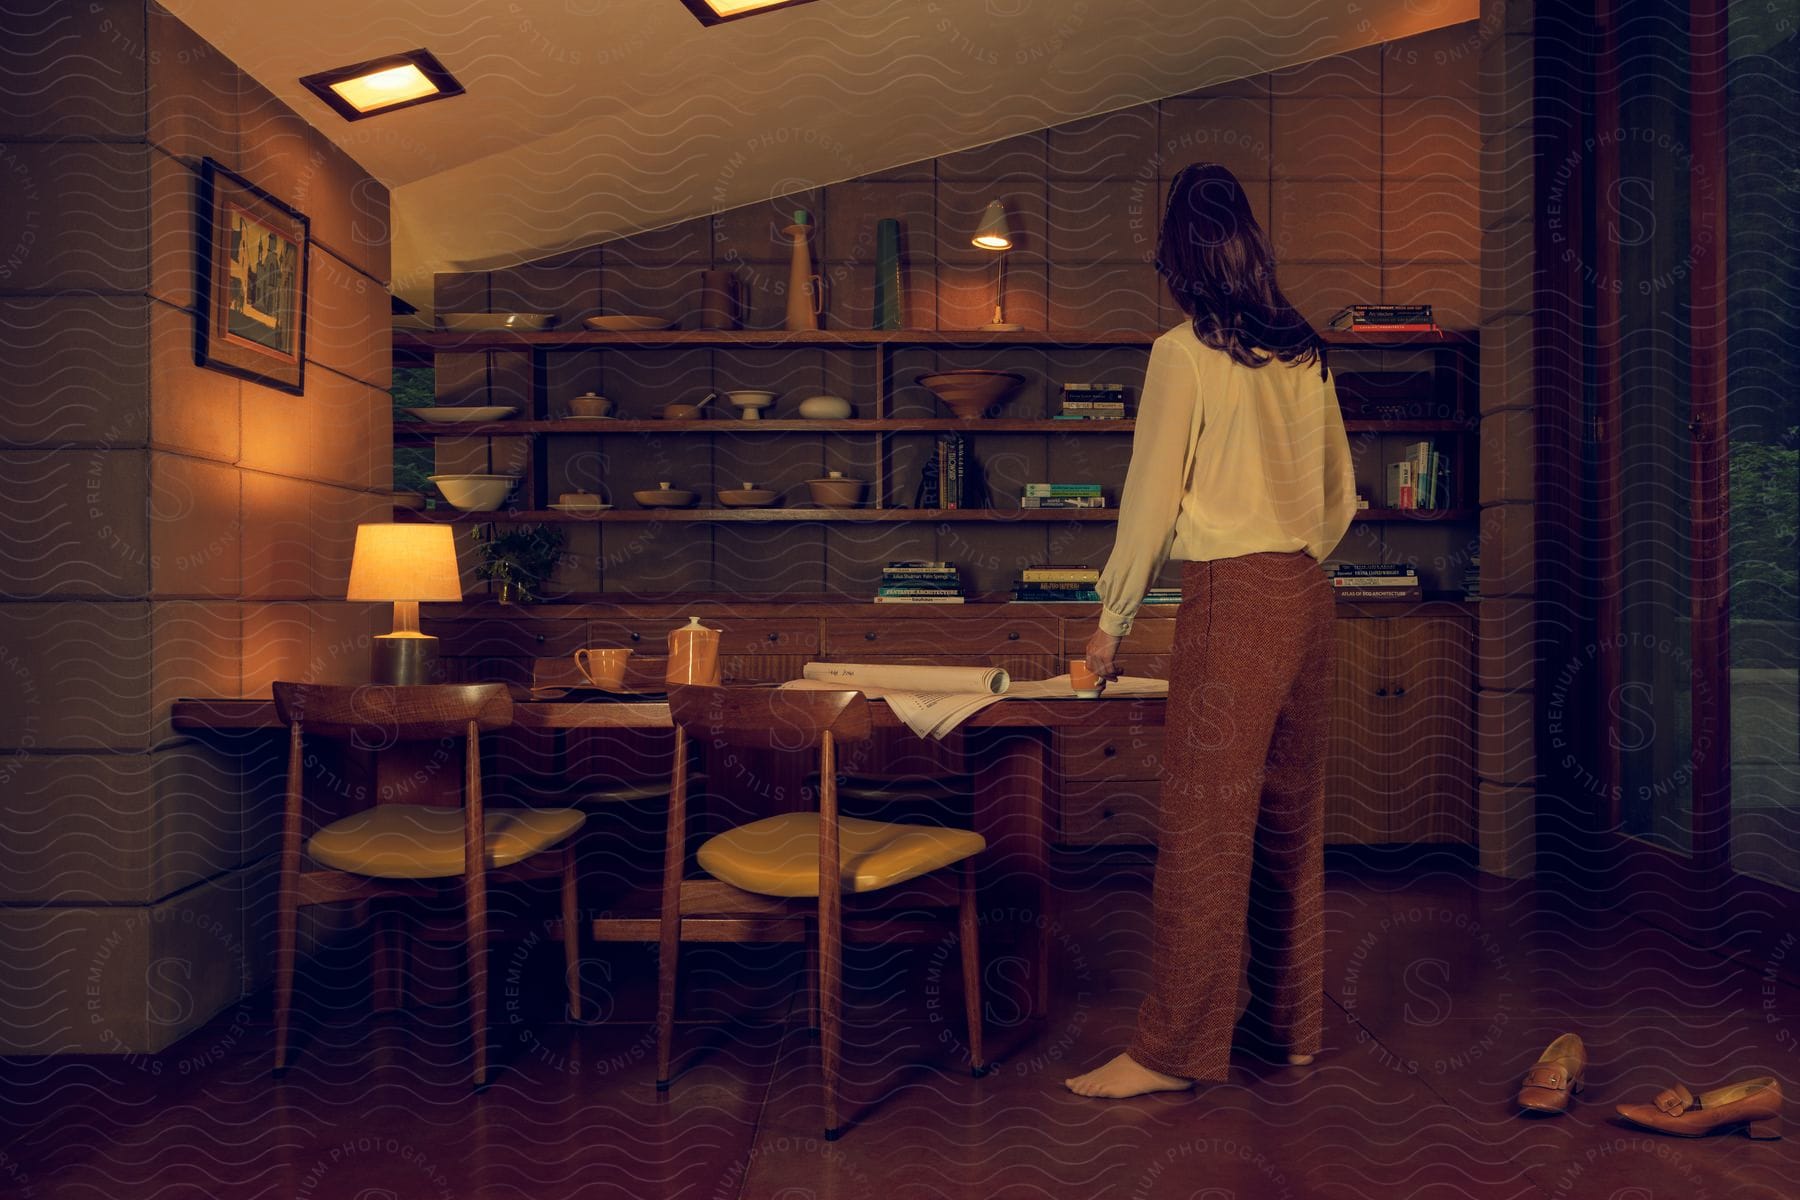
[697,813,985,898]
[307,805,585,879]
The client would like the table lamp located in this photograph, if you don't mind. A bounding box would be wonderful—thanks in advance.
[346,523,463,685]
[971,199,1023,331]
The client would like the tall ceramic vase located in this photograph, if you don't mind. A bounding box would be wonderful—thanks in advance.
[783,214,821,332]
[873,218,903,331]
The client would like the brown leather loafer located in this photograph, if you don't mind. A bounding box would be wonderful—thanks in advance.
[1518,1033,1587,1113]
[1616,1077,1783,1139]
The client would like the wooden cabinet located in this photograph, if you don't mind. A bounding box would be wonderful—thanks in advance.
[1325,616,1475,844]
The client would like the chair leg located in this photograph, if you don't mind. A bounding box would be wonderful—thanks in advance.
[655,910,679,1089]
[272,881,298,1077]
[803,918,820,1035]
[467,884,489,1090]
[819,899,843,1139]
[561,850,581,1022]
[958,861,985,1076]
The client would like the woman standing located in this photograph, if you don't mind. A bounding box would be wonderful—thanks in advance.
[1065,162,1357,1099]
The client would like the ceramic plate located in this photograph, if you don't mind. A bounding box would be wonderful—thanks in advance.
[548,503,614,513]
[439,312,555,332]
[408,406,518,424]
[584,315,673,332]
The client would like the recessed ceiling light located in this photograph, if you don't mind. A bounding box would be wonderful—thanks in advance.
[299,49,464,122]
[679,0,821,26]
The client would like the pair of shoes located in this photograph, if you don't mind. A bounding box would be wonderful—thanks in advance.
[1517,1035,1784,1139]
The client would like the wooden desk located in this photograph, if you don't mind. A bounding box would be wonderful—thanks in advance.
[171,694,1167,1017]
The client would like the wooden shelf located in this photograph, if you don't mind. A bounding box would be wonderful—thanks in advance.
[394,505,1471,524]
[396,507,1123,524]
[395,328,1477,355]
[394,417,1138,438]
[396,416,1473,439]
[1356,507,1477,521]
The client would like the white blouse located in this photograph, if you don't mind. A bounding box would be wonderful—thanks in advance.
[1095,323,1358,636]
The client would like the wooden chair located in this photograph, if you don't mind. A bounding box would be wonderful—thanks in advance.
[657,685,986,1140]
[271,683,585,1088]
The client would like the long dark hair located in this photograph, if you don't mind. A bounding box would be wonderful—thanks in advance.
[1156,162,1325,376]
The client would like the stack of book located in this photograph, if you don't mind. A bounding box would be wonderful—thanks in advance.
[876,561,966,604]
[1463,553,1482,600]
[1143,586,1182,605]
[1330,563,1422,602]
[1385,439,1448,510]
[1329,304,1439,334]
[1013,564,1099,602]
[1020,483,1107,510]
[1056,383,1129,420]
[929,435,973,509]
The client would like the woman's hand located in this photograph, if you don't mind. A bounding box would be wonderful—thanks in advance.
[1084,628,1123,681]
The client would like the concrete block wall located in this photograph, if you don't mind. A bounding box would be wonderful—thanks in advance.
[1474,0,1540,878]
[0,1,392,1053]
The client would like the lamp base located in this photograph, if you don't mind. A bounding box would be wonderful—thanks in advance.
[371,632,440,685]
[980,322,1025,332]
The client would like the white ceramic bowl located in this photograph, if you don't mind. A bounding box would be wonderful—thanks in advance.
[439,313,554,332]
[797,394,852,419]
[725,390,778,419]
[428,474,517,511]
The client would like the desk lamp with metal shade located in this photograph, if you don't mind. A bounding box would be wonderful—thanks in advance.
[972,199,1023,332]
[346,523,463,685]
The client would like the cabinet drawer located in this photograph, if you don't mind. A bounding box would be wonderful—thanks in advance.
[1055,727,1165,782]
[423,618,587,657]
[823,617,1060,657]
[1059,779,1160,845]
[585,618,821,656]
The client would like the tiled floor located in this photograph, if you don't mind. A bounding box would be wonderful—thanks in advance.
[2,852,1797,1199]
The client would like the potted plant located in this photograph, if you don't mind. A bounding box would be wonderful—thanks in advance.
[472,524,566,604]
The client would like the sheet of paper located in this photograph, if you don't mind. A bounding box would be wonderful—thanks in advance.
[780,673,1168,739]
[1005,674,1170,699]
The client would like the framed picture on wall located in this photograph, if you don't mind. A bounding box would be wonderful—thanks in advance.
[194,158,309,394]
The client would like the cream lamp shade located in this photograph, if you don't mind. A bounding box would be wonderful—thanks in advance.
[347,524,461,684]
[971,200,1013,250]
[346,523,463,603]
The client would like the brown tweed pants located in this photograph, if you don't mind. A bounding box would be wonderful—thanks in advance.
[1128,551,1333,1082]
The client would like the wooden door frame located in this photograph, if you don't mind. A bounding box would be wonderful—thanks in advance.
[1540,0,1800,967]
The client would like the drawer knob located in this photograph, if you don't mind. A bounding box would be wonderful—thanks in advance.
[629,632,641,643]
[1394,686,1406,697]
[865,631,878,642]
[768,631,780,642]
[535,634,546,644]
[1376,687,1388,697]
[1007,630,1020,641]
[1103,745,1116,757]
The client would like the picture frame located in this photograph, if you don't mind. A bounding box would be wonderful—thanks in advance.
[194,157,309,395]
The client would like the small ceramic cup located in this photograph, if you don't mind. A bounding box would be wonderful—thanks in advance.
[573,647,633,690]
[1069,658,1105,699]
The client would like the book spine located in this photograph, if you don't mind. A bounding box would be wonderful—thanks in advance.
[1019,571,1102,583]
[879,588,965,596]
[1335,588,1423,601]
[873,595,966,604]
[887,560,950,568]
[1019,497,1108,509]
[1022,484,1105,496]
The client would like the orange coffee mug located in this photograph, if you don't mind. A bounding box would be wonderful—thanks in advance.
[666,617,722,687]
[1069,658,1105,698]
[573,647,633,690]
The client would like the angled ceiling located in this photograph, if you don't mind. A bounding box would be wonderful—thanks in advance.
[166,0,1478,309]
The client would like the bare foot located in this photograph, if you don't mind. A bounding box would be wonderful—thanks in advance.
[1287,1053,1315,1066]
[1064,1052,1193,1098]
